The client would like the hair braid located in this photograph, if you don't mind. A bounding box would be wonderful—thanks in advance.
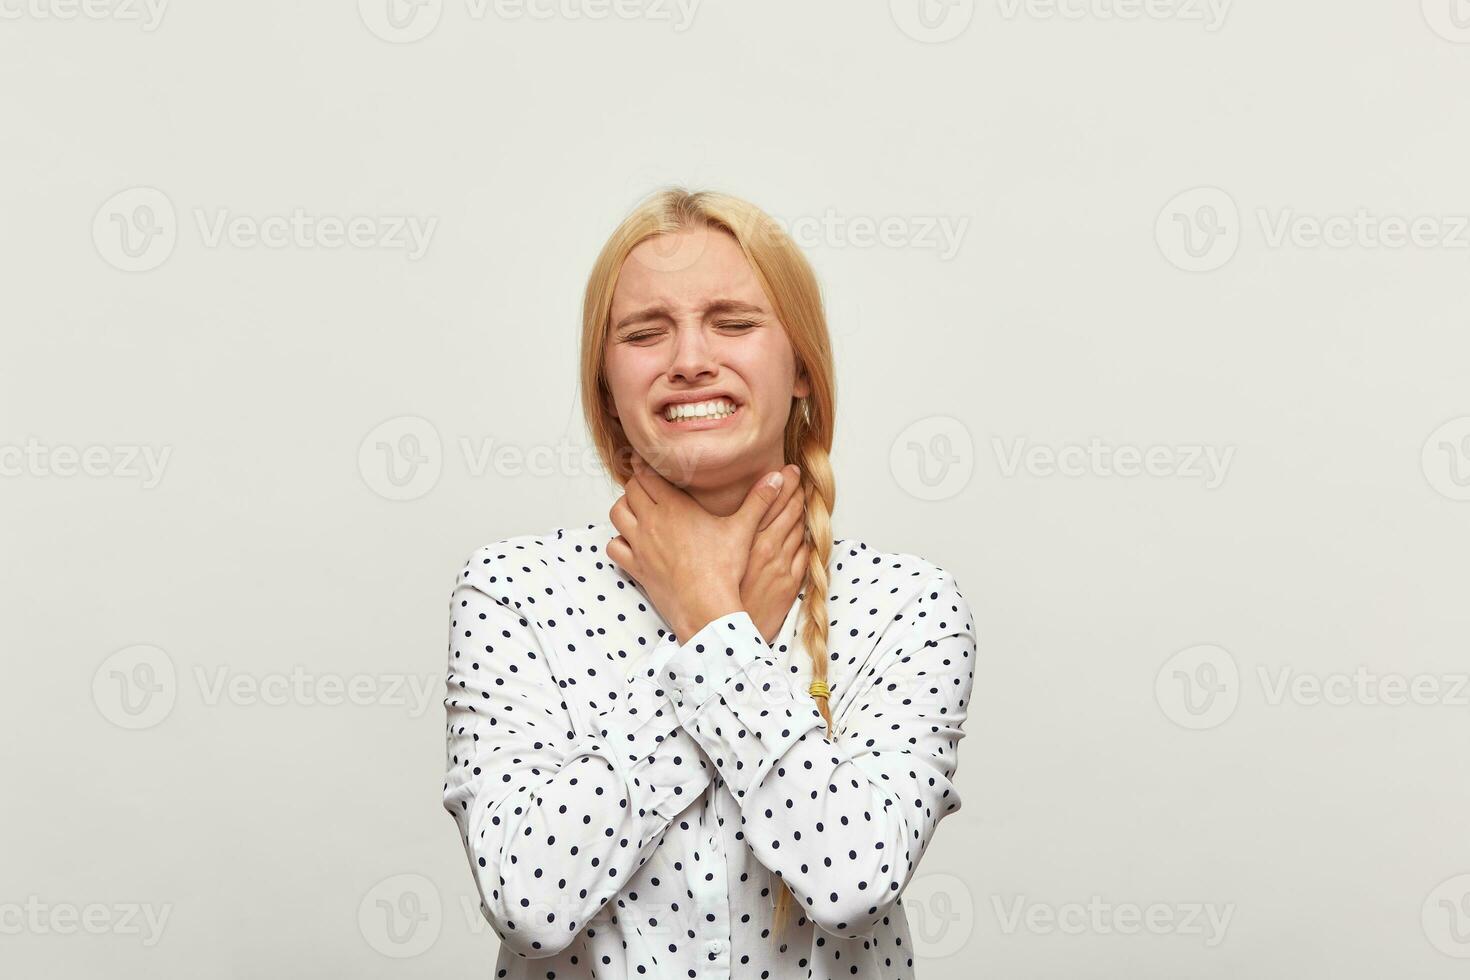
[770,424,836,941]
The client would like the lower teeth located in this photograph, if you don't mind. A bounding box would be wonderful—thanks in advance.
[671,408,735,422]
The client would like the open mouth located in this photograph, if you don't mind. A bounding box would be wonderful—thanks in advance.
[657,397,742,429]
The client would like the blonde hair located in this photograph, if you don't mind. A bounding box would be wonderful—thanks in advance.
[579,186,837,941]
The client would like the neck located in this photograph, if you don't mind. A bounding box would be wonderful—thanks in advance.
[658,453,788,517]
[686,483,751,518]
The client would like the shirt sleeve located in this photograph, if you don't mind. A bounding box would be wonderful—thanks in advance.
[441,555,712,960]
[655,569,976,940]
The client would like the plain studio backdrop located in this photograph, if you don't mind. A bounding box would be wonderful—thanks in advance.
[3,2,1470,977]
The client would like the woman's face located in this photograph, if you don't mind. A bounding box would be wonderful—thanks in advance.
[603,224,809,489]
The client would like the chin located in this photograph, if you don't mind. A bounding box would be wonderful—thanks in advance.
[642,442,745,485]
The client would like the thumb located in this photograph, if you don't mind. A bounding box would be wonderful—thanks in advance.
[737,469,786,534]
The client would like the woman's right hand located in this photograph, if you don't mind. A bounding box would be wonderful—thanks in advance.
[740,463,809,644]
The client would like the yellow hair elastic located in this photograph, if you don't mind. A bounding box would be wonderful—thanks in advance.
[808,680,831,699]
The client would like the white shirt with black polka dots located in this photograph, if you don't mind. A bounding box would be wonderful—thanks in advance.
[442,520,976,979]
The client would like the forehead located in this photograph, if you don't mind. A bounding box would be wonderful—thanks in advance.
[611,226,767,313]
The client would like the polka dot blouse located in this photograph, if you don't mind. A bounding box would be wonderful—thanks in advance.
[441,520,976,979]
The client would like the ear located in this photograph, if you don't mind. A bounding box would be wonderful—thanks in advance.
[793,366,811,400]
[603,388,620,420]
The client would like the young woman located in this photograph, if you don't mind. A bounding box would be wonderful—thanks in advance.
[442,188,976,979]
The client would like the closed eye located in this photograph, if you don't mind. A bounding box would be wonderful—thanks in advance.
[621,321,757,343]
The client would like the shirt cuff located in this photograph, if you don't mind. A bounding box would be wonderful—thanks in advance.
[658,611,768,715]
[590,639,711,820]
[657,610,829,802]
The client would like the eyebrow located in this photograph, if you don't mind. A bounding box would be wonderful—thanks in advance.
[613,299,767,333]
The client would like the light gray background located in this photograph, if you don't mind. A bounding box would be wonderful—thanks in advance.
[4,2,1470,977]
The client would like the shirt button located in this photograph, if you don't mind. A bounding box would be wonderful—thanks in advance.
[708,939,724,954]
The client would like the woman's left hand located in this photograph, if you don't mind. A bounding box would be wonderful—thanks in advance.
[608,454,788,641]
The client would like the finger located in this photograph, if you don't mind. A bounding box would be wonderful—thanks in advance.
[631,452,673,503]
[735,461,793,537]
[738,467,790,536]
[609,496,637,539]
[758,504,802,568]
[759,487,804,558]
[779,511,805,561]
[757,464,801,532]
[607,534,634,571]
[789,539,810,580]
[623,469,656,516]
[769,481,806,540]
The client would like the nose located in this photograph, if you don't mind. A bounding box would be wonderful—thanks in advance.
[665,323,718,385]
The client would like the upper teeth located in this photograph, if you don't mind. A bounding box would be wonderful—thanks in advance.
[664,398,737,421]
